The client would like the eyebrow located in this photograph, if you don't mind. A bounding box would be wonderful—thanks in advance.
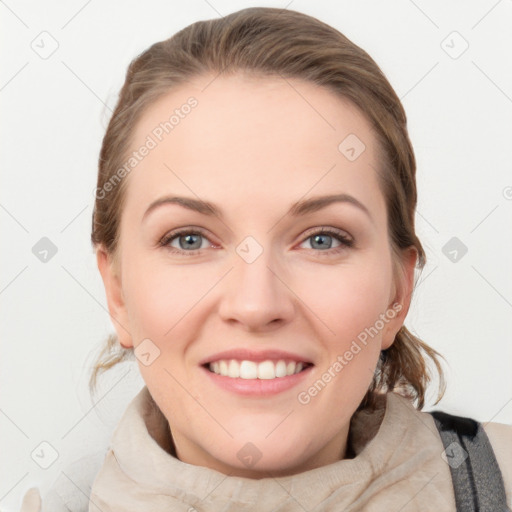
[142,193,372,223]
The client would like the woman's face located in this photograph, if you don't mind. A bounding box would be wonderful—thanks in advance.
[98,73,415,477]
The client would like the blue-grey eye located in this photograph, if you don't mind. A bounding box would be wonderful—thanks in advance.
[161,230,210,252]
[175,233,204,250]
[309,233,336,250]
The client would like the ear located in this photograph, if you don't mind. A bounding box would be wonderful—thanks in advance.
[96,246,133,349]
[381,247,418,350]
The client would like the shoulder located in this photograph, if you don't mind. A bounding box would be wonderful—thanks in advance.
[483,419,512,452]
[423,402,512,511]
[483,420,512,453]
[23,450,106,512]
[482,420,512,505]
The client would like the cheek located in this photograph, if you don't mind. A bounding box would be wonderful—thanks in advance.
[122,252,215,342]
[295,256,393,343]
[121,258,207,404]
[294,259,393,412]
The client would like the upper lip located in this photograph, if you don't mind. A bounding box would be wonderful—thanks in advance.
[199,348,314,366]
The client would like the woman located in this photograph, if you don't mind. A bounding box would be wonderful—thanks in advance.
[19,6,511,512]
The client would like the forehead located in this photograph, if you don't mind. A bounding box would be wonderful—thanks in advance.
[124,73,384,221]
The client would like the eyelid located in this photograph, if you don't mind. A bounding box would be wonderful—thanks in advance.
[300,226,353,243]
[159,225,354,254]
[159,226,214,249]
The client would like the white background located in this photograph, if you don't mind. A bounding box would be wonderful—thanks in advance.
[1,1,511,510]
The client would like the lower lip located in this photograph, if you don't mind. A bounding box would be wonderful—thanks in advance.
[201,365,313,396]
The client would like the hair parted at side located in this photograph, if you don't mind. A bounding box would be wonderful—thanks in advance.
[90,6,446,411]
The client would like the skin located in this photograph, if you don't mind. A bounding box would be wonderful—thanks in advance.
[97,73,417,478]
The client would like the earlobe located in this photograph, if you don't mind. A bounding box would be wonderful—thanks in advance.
[96,246,133,349]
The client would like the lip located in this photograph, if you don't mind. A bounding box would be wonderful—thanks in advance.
[198,348,313,366]
[201,364,314,396]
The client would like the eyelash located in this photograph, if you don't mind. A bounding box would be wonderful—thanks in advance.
[159,226,354,256]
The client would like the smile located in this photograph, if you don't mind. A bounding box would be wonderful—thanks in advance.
[208,359,311,379]
[200,349,314,395]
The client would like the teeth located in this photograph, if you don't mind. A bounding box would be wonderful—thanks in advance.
[240,360,257,379]
[228,360,240,378]
[275,360,287,378]
[208,359,308,379]
[286,361,296,375]
[257,360,275,380]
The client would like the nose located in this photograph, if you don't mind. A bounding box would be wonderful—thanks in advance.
[218,243,296,332]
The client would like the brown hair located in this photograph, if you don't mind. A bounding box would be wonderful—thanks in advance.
[90,6,446,410]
